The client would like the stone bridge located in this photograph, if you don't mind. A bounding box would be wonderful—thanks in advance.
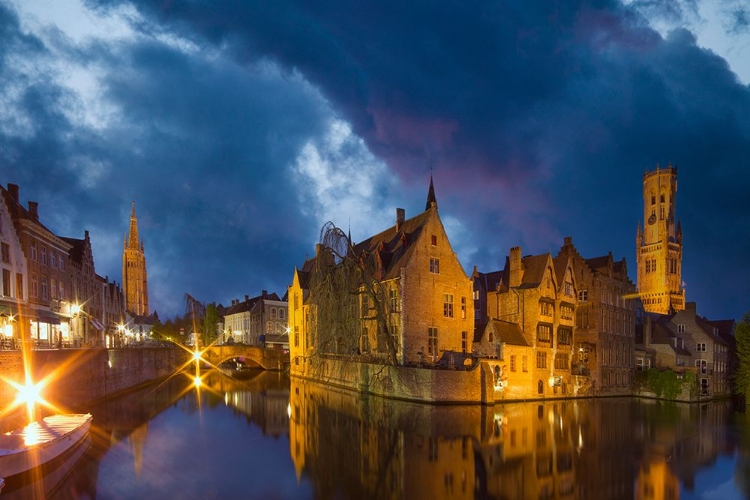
[202,345,288,371]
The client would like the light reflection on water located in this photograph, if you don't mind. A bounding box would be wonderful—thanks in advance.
[41,370,748,500]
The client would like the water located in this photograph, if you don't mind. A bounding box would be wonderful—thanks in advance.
[35,369,749,499]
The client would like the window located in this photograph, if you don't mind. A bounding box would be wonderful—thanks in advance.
[555,353,568,370]
[16,273,23,299]
[695,359,707,374]
[41,276,48,300]
[59,257,64,271]
[536,351,547,369]
[270,308,277,319]
[537,324,552,343]
[696,342,706,352]
[2,269,9,296]
[461,297,466,319]
[1,242,9,263]
[522,356,528,372]
[636,358,644,371]
[431,235,437,246]
[50,250,56,268]
[279,309,285,320]
[428,327,438,356]
[361,327,370,353]
[510,355,516,372]
[50,278,57,299]
[578,289,588,302]
[41,246,47,266]
[540,301,553,317]
[473,289,479,300]
[58,281,64,300]
[560,305,573,320]
[31,272,38,297]
[443,294,454,318]
[294,326,299,347]
[31,242,37,261]
[461,331,467,353]
[389,289,398,313]
[678,324,685,333]
[558,327,572,346]
[429,258,440,274]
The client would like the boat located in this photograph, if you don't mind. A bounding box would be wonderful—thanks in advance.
[0,434,91,499]
[0,414,92,479]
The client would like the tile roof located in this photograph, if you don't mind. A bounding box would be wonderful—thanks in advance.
[488,319,530,347]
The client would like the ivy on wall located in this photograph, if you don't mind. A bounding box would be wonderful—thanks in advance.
[635,368,693,400]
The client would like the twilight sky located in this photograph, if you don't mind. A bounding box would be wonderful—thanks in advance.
[1,0,748,321]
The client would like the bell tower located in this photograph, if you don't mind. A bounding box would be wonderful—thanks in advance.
[122,201,149,315]
[636,165,684,314]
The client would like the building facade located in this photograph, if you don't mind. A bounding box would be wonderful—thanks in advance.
[289,178,475,370]
[557,236,637,396]
[122,201,149,316]
[636,165,684,314]
[476,246,579,398]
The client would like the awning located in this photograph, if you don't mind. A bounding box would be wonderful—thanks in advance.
[89,318,105,331]
[32,310,61,325]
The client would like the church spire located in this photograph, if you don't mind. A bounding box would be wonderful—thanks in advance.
[128,201,140,249]
[425,174,437,211]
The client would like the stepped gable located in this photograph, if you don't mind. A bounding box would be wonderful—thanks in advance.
[61,236,85,261]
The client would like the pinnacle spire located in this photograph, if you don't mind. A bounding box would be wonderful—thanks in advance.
[425,174,437,211]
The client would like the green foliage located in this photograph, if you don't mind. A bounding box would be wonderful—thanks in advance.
[643,368,686,400]
[202,303,220,346]
[735,312,750,403]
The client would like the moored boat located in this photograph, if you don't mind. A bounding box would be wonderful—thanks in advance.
[0,414,92,479]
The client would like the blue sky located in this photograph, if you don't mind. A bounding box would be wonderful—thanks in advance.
[1,0,748,321]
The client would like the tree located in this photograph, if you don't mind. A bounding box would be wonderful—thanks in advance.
[308,222,400,365]
[736,312,750,405]
[202,303,220,347]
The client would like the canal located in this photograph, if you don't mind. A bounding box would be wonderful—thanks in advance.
[36,369,749,499]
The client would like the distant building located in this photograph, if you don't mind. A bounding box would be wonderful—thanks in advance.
[222,291,288,347]
[122,201,149,316]
[635,302,732,398]
[636,165,684,314]
[289,176,474,368]
[557,237,637,396]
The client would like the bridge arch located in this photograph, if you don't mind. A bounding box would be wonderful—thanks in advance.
[202,345,287,371]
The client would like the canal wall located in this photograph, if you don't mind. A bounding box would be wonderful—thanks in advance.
[0,347,191,415]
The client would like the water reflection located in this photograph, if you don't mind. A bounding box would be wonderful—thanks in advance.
[32,370,747,499]
[289,378,745,500]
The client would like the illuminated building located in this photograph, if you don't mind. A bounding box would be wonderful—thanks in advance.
[636,165,684,314]
[557,236,637,396]
[476,247,579,399]
[122,201,149,316]
[289,176,474,368]
[222,291,288,346]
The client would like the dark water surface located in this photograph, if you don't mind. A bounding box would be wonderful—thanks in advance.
[40,369,748,499]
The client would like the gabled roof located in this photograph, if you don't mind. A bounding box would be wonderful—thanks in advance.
[223,296,262,316]
[518,254,550,289]
[352,208,433,281]
[552,254,571,290]
[473,269,504,294]
[487,319,530,347]
[61,236,86,263]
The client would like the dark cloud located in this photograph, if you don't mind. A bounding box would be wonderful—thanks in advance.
[2,0,749,320]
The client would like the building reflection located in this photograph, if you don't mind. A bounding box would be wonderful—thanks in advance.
[289,378,738,500]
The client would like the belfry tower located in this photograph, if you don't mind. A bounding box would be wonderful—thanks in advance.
[636,165,684,314]
[122,201,149,315]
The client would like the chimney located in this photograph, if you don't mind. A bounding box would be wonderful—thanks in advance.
[245,295,249,302]
[8,183,19,203]
[685,302,696,317]
[396,208,405,231]
[563,236,572,247]
[262,290,267,298]
[509,246,522,288]
[28,201,39,221]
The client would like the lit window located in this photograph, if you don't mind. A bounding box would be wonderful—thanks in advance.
[578,289,588,302]
[443,294,454,318]
[428,327,438,357]
[461,297,466,319]
[429,258,440,274]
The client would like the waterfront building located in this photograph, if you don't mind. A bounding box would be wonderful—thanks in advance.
[289,177,475,370]
[557,236,637,396]
[636,302,732,398]
[122,201,149,316]
[636,165,685,314]
[0,185,27,346]
[223,291,288,346]
[222,295,261,345]
[1,183,72,347]
[475,247,579,398]
[62,231,108,347]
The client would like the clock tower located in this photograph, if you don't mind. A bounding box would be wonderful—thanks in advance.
[636,165,684,314]
[122,201,149,316]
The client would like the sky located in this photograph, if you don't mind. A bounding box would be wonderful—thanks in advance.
[0,0,748,322]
